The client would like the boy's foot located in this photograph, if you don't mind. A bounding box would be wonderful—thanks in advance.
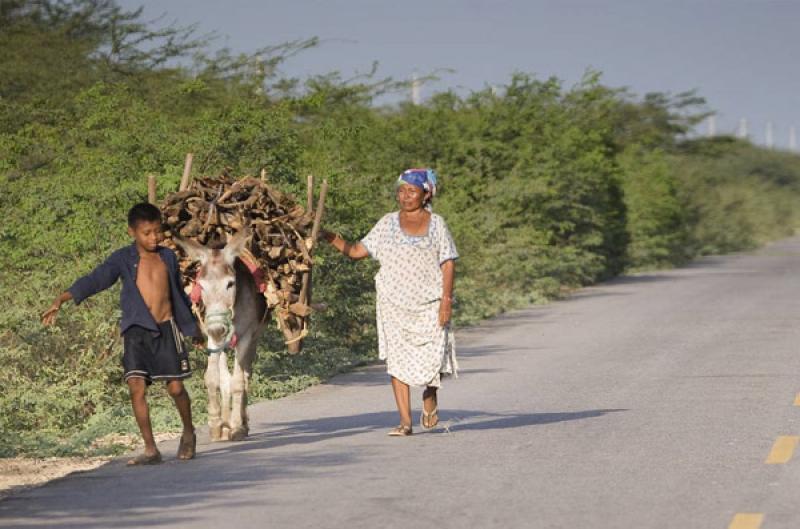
[127,451,162,466]
[177,431,196,460]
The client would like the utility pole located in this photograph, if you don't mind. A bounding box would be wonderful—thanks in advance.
[790,126,797,152]
[411,71,421,105]
[766,121,774,149]
[737,118,748,139]
[707,115,716,137]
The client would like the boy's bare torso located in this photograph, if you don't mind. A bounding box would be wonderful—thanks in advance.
[136,251,173,323]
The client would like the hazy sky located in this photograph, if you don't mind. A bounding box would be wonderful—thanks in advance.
[118,0,800,148]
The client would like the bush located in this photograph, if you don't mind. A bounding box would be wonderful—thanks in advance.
[3,1,800,456]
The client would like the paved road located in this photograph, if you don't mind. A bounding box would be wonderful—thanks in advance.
[4,239,800,529]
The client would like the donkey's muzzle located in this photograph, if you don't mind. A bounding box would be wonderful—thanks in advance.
[207,324,228,343]
[204,309,235,352]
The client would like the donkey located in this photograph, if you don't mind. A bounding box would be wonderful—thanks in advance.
[175,231,268,441]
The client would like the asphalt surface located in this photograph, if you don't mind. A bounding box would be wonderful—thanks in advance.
[3,238,800,529]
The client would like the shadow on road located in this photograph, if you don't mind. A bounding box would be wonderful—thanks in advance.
[202,407,628,456]
[443,408,627,431]
[0,407,626,528]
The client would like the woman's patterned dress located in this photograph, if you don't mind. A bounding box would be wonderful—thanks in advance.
[361,212,459,387]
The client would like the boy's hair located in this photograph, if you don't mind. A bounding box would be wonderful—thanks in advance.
[127,202,162,228]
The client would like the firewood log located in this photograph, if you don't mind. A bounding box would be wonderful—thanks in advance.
[160,173,321,353]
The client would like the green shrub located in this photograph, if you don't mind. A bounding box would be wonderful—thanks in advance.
[3,1,800,457]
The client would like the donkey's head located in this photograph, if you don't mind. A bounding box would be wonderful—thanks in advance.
[175,231,249,351]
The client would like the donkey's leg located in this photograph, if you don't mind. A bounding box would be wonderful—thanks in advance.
[243,367,251,431]
[229,356,249,441]
[204,352,224,442]
[218,350,233,441]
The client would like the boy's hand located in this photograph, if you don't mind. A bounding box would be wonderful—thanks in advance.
[42,291,73,326]
[41,302,62,326]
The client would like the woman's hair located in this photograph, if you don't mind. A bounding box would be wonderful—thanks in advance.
[397,168,437,197]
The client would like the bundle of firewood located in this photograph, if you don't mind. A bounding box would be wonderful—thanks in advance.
[157,169,326,353]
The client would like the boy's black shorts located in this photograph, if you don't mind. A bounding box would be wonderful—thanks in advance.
[122,320,192,384]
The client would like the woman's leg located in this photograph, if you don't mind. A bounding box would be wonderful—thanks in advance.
[422,386,439,428]
[423,386,438,412]
[390,376,412,427]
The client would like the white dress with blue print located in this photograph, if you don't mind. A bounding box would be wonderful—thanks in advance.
[361,212,459,387]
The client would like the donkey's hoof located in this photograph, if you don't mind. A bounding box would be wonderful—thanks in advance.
[210,425,223,442]
[230,427,248,442]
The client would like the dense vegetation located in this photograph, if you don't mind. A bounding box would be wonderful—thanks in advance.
[3,1,800,457]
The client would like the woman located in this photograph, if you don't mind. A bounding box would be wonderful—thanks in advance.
[322,168,458,436]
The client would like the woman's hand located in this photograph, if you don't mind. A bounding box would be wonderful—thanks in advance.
[438,296,453,327]
[320,229,336,244]
[321,230,370,260]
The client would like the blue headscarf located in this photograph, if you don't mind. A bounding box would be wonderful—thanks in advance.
[397,168,438,198]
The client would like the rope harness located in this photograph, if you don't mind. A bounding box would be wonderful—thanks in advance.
[203,308,237,353]
[190,254,306,352]
[190,269,239,353]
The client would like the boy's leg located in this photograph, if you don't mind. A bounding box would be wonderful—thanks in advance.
[127,378,159,457]
[167,380,196,460]
[166,380,194,434]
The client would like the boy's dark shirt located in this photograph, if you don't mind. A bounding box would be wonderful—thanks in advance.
[68,244,199,337]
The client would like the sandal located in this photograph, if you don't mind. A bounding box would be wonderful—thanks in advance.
[177,431,196,460]
[127,451,162,466]
[387,424,413,437]
[421,407,439,429]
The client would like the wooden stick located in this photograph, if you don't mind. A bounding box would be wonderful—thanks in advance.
[310,179,328,246]
[260,168,267,182]
[179,153,193,191]
[147,175,157,204]
[300,179,328,297]
[297,179,328,347]
[306,174,314,213]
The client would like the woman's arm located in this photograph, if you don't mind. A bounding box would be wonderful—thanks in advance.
[439,259,455,327]
[321,230,370,260]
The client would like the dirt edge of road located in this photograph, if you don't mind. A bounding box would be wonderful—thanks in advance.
[0,432,181,500]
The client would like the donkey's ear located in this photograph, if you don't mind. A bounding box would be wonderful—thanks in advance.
[222,229,250,266]
[173,235,210,265]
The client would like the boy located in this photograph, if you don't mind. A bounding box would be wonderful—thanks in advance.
[42,203,199,465]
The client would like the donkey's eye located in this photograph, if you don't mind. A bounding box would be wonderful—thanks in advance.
[226,280,234,290]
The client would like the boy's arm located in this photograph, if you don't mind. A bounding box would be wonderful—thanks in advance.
[42,254,121,326]
[42,291,73,326]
